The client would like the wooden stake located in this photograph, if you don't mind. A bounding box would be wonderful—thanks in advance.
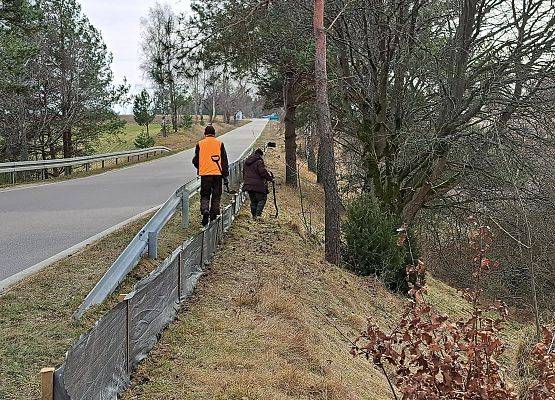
[40,367,55,400]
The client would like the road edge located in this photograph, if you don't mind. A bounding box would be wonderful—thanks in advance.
[0,205,161,293]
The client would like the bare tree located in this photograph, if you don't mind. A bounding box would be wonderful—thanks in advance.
[141,3,181,135]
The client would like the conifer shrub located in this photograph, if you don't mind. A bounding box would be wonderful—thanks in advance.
[343,193,408,292]
[134,130,155,149]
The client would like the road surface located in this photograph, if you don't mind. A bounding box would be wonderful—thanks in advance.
[0,119,268,283]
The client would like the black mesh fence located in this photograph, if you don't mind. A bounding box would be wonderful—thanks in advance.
[180,233,204,300]
[129,257,180,370]
[58,301,129,398]
[52,187,246,399]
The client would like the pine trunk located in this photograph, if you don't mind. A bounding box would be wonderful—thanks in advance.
[314,0,341,265]
[284,74,298,186]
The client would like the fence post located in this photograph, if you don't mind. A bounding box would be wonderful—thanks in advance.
[181,190,190,229]
[148,231,158,259]
[200,229,205,267]
[177,252,182,300]
[11,172,15,184]
[118,294,131,375]
[40,367,54,400]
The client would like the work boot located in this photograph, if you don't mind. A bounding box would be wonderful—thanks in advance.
[202,213,210,227]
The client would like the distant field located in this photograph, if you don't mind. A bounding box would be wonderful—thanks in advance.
[97,115,248,154]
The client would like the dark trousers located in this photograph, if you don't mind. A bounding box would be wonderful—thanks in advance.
[248,191,267,217]
[200,176,223,219]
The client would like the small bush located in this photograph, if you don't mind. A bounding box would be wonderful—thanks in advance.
[181,114,193,129]
[343,194,407,292]
[134,130,155,149]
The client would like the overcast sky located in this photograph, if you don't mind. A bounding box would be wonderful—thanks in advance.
[79,0,190,94]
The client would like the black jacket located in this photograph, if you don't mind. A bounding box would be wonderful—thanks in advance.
[243,153,273,193]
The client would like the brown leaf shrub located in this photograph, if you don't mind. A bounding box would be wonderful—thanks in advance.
[529,328,555,399]
[352,223,555,399]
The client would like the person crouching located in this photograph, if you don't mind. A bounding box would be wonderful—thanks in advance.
[243,148,274,219]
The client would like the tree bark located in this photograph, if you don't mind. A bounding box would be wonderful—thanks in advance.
[62,129,72,159]
[284,73,298,186]
[307,124,318,174]
[170,81,178,133]
[314,0,342,265]
[211,95,216,123]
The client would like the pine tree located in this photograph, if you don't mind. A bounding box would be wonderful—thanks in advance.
[133,89,155,136]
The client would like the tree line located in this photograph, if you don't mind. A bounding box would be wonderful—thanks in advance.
[0,0,126,163]
[182,0,555,326]
[138,3,264,139]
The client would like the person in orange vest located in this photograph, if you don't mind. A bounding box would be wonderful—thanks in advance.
[192,125,229,226]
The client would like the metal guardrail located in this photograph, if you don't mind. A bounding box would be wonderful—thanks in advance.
[0,146,171,183]
[74,155,246,318]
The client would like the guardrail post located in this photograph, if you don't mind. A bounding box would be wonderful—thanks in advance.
[148,231,158,259]
[101,160,105,169]
[181,190,190,229]
[11,172,15,184]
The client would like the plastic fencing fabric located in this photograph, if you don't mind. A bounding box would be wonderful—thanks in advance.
[202,221,218,265]
[223,205,234,232]
[52,188,248,399]
[53,366,70,400]
[180,233,204,299]
[216,216,224,244]
[60,301,129,399]
[128,257,180,370]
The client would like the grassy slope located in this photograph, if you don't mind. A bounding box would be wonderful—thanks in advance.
[122,124,531,399]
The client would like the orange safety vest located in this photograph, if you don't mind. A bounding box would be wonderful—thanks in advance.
[198,136,223,176]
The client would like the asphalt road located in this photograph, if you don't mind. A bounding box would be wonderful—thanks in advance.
[0,119,268,282]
